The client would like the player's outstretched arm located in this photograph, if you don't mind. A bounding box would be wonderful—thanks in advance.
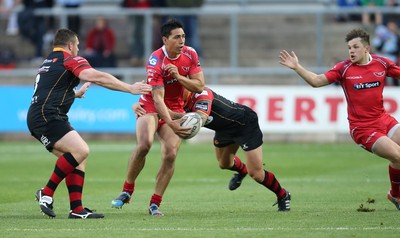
[279,50,329,88]
[78,68,152,95]
[130,81,152,95]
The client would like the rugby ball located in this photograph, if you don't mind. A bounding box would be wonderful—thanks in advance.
[180,112,202,139]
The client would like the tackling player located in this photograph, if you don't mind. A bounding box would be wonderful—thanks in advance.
[280,28,400,210]
[132,87,292,212]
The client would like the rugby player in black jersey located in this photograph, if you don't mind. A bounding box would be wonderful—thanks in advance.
[27,28,151,219]
[133,87,291,211]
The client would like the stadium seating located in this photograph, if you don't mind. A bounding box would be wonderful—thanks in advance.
[0,0,360,85]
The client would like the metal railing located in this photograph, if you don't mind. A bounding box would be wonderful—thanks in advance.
[204,0,334,5]
[0,66,330,84]
[81,0,335,6]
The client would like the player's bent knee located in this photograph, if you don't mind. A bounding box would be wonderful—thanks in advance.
[218,162,231,170]
[163,152,177,162]
[391,157,400,166]
[70,145,90,161]
[136,143,152,154]
[247,170,264,182]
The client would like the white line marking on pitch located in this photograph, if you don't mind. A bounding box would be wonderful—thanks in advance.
[7,227,400,232]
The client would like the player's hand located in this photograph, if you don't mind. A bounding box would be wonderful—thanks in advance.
[164,64,180,78]
[130,81,152,95]
[75,82,91,98]
[132,102,147,117]
[170,111,185,120]
[168,118,192,138]
[279,50,299,70]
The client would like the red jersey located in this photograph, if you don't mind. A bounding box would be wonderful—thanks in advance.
[140,45,202,112]
[325,54,400,124]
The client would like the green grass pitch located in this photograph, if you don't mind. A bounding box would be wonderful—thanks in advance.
[1,140,400,238]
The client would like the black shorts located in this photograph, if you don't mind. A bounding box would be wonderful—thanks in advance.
[213,109,263,151]
[29,119,74,152]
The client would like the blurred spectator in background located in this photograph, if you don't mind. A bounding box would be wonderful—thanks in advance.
[150,0,167,50]
[18,0,54,63]
[56,0,82,35]
[373,19,400,85]
[0,45,16,69]
[121,0,151,67]
[335,0,361,22]
[361,0,384,26]
[84,16,117,68]
[166,0,203,57]
[0,0,21,35]
[383,0,400,26]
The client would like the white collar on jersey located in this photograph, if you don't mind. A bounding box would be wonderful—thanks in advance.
[162,45,180,60]
[357,53,372,66]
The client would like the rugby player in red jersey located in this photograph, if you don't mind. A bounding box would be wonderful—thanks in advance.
[279,28,400,210]
[111,19,205,215]
[27,28,151,219]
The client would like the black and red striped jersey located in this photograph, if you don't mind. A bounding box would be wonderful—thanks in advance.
[184,88,249,131]
[27,49,91,128]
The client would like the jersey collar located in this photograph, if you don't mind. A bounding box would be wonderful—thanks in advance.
[162,45,180,60]
[357,53,372,66]
[53,47,68,53]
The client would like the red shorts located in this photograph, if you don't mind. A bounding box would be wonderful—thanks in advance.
[139,98,185,128]
[349,113,399,152]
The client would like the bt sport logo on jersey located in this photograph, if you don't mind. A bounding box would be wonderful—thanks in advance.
[353,81,380,90]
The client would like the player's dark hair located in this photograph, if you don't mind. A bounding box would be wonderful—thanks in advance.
[345,28,370,46]
[161,18,184,38]
[53,28,77,47]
